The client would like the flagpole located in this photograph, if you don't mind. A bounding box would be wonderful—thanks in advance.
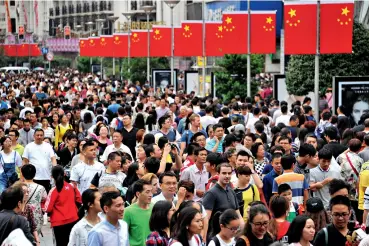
[314,0,320,122]
[202,0,206,97]
[143,5,155,85]
[247,0,251,97]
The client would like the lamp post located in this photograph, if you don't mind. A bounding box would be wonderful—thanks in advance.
[107,16,119,77]
[122,12,135,82]
[86,21,94,72]
[96,19,105,77]
[164,0,180,91]
[142,5,155,84]
[26,30,33,68]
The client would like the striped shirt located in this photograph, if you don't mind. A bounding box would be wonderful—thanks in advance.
[272,171,309,205]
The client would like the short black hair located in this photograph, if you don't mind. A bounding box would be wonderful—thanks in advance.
[298,143,316,157]
[329,195,351,211]
[278,183,292,195]
[133,179,152,194]
[100,191,122,211]
[82,140,96,150]
[159,172,177,184]
[194,147,207,156]
[34,128,44,135]
[0,186,24,210]
[21,164,36,180]
[318,147,333,160]
[144,157,161,174]
[329,179,350,196]
[281,154,296,170]
[324,126,338,140]
[236,166,252,177]
[178,180,195,194]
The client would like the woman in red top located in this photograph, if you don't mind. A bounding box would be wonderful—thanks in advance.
[268,195,290,241]
[45,165,82,246]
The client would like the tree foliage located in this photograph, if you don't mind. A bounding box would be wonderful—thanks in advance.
[122,57,170,83]
[214,54,264,102]
[286,22,369,96]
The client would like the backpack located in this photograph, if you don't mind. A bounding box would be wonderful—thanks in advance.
[116,118,124,131]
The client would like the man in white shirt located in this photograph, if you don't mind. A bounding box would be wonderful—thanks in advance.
[200,106,217,130]
[180,147,208,201]
[275,105,291,126]
[246,108,261,134]
[22,129,57,193]
[152,172,178,205]
[88,191,129,246]
[71,140,105,194]
[101,131,133,163]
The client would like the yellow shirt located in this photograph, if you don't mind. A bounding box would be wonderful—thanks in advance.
[242,184,260,221]
[54,124,73,149]
[359,162,369,210]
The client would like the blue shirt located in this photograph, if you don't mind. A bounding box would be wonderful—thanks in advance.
[205,137,224,153]
[0,101,8,110]
[107,103,121,114]
[263,169,282,204]
[180,129,208,145]
[88,219,129,246]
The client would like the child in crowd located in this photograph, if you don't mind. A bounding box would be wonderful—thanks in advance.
[278,183,302,222]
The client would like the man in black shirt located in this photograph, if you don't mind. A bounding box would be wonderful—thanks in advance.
[323,126,347,159]
[314,195,352,246]
[121,113,138,160]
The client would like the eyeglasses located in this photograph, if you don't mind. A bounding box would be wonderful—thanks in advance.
[225,226,241,233]
[196,138,206,143]
[332,212,350,218]
[251,221,269,227]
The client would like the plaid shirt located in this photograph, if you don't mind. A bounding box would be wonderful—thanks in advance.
[146,231,169,246]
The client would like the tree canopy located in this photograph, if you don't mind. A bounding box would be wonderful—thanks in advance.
[286,22,369,96]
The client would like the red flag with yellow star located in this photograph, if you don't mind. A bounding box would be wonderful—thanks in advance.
[30,44,42,56]
[79,39,88,57]
[112,34,128,58]
[205,21,224,57]
[17,43,29,57]
[320,1,354,54]
[174,21,203,57]
[250,11,276,54]
[98,36,113,57]
[150,26,171,57]
[130,30,149,58]
[221,12,248,54]
[284,2,317,54]
[4,44,16,56]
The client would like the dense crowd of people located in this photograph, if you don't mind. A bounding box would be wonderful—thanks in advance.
[0,69,369,246]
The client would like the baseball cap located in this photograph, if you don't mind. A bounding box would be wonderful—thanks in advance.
[306,197,324,213]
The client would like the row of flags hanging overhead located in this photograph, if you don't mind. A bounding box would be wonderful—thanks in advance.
[2,43,42,57]
[80,1,354,58]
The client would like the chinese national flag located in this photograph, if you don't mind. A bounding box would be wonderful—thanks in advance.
[130,30,149,58]
[112,34,128,58]
[205,22,224,57]
[174,21,203,57]
[89,37,100,57]
[320,1,354,54]
[30,44,41,56]
[79,39,88,57]
[221,12,248,54]
[284,2,317,54]
[17,44,29,57]
[86,38,98,57]
[150,26,171,57]
[4,44,16,56]
[250,11,276,54]
[97,36,113,57]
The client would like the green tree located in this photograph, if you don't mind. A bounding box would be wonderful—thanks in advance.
[214,54,264,101]
[122,57,169,83]
[286,22,369,96]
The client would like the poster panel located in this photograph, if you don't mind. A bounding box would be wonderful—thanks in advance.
[152,69,178,93]
[333,76,369,126]
[185,71,199,95]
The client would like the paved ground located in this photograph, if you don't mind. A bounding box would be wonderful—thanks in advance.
[40,223,53,246]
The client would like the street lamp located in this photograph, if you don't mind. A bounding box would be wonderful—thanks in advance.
[96,19,105,77]
[26,30,33,68]
[164,0,180,91]
[142,5,155,84]
[86,21,94,72]
[122,12,135,82]
[107,16,119,77]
